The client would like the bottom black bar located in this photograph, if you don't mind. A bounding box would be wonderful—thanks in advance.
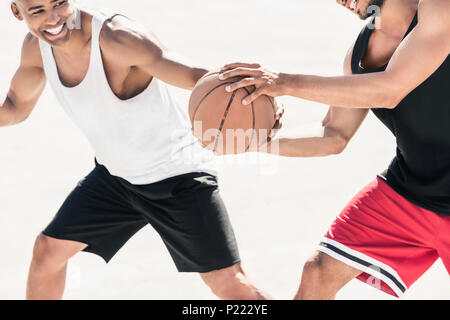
[0,300,445,319]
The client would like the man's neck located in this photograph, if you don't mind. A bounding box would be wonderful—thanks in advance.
[376,0,419,39]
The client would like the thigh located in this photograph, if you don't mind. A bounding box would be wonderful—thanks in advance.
[320,178,440,297]
[132,173,241,273]
[44,164,147,263]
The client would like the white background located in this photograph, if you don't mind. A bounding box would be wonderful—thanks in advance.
[0,0,448,299]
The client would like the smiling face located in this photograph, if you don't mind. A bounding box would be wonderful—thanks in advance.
[337,0,386,19]
[11,0,77,46]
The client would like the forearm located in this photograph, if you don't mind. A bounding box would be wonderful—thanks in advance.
[176,65,209,90]
[268,134,346,158]
[281,72,400,109]
[151,54,209,90]
[155,64,208,90]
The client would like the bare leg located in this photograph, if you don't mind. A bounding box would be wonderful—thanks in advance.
[295,251,362,300]
[200,264,271,300]
[26,233,87,300]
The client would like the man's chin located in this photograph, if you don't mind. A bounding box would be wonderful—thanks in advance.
[41,30,71,47]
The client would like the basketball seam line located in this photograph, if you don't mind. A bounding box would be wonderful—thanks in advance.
[194,78,270,153]
[214,90,238,153]
[192,82,235,121]
[242,87,255,152]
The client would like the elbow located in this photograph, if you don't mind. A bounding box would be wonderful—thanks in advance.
[11,108,31,125]
[375,82,408,109]
[380,94,403,110]
[0,99,30,126]
[16,112,30,124]
[327,136,348,155]
[1,112,29,127]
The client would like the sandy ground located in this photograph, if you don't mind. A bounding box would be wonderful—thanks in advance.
[0,0,448,300]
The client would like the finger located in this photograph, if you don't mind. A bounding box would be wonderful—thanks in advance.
[272,118,283,130]
[275,121,283,130]
[264,126,282,144]
[275,113,281,121]
[275,104,285,120]
[219,68,263,81]
[224,78,265,93]
[221,63,260,72]
[275,111,283,121]
[275,114,284,122]
[220,62,261,72]
[242,86,266,105]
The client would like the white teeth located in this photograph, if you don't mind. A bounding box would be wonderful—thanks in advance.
[350,0,357,10]
[46,24,64,35]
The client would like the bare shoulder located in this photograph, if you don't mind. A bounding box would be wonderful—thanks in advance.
[105,14,148,34]
[101,15,142,44]
[100,15,163,57]
[417,0,450,52]
[20,33,43,69]
[418,0,450,29]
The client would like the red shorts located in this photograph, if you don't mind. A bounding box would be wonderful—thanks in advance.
[319,178,450,297]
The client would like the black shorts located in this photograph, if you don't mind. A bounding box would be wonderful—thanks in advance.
[43,162,240,273]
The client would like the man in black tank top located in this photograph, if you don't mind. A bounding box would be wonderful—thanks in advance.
[220,0,450,298]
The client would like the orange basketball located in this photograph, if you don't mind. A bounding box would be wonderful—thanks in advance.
[189,72,277,155]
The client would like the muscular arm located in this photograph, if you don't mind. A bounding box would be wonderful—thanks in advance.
[100,16,208,90]
[270,46,368,157]
[0,34,46,127]
[222,0,450,109]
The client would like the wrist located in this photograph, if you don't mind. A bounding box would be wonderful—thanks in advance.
[278,73,298,96]
[197,68,210,79]
[192,68,209,86]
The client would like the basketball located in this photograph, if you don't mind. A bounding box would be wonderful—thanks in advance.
[189,72,277,155]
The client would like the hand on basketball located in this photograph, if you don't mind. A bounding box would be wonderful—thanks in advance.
[271,102,284,136]
[250,102,284,154]
[263,106,284,154]
[219,63,286,106]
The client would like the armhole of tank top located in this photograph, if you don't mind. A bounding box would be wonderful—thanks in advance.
[89,13,155,102]
[87,13,111,83]
[91,14,108,53]
[37,38,56,81]
[402,11,418,40]
[351,26,370,74]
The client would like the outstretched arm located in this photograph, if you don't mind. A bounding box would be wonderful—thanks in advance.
[100,16,209,90]
[267,45,369,157]
[220,0,450,109]
[0,34,46,127]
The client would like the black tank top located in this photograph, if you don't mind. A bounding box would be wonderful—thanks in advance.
[351,12,450,216]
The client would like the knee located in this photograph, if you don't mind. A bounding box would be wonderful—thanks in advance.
[201,265,248,299]
[302,252,330,284]
[31,234,67,273]
[298,251,362,300]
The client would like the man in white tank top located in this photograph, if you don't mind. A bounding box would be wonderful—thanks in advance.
[1,0,269,300]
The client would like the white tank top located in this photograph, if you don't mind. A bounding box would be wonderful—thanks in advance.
[38,14,215,184]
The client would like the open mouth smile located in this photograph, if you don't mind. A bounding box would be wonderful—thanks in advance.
[43,22,68,39]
